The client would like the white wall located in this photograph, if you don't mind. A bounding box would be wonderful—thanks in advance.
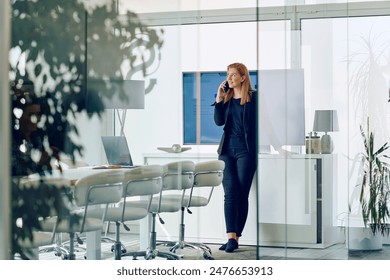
[71,111,112,165]
[120,26,184,165]
[118,21,290,165]
[77,9,390,229]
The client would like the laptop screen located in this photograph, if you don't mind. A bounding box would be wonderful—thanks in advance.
[101,136,133,166]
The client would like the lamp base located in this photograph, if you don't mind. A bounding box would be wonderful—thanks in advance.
[321,133,333,154]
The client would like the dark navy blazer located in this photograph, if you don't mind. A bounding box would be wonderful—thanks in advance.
[213,92,257,156]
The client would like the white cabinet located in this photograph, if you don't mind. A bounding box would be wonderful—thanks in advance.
[258,154,342,248]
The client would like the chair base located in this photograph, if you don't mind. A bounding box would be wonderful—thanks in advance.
[159,218,215,260]
[162,240,214,260]
[122,249,181,260]
[121,213,181,260]
[79,235,127,257]
[39,243,69,258]
[111,240,179,260]
[39,233,85,260]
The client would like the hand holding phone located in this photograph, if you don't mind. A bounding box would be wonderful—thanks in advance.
[223,80,229,93]
[215,80,228,103]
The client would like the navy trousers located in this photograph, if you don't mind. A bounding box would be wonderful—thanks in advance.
[219,147,256,237]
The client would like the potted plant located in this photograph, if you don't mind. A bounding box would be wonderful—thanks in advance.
[359,118,390,234]
[348,117,390,250]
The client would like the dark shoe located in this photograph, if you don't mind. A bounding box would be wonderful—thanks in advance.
[219,242,228,250]
[219,240,240,250]
[225,238,238,253]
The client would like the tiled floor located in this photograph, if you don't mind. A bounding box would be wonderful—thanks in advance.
[36,232,390,260]
[258,244,390,260]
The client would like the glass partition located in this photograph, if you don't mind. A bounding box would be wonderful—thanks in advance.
[4,0,390,261]
[302,14,390,258]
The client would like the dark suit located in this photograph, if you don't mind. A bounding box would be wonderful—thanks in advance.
[214,92,257,156]
[213,92,257,237]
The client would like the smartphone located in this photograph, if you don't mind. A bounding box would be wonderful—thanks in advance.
[223,81,229,93]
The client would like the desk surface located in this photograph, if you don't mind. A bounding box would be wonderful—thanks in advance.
[144,150,336,160]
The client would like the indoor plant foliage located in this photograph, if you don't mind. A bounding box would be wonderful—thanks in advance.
[10,0,163,258]
[358,118,390,236]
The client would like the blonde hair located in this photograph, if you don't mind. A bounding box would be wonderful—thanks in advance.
[223,62,254,105]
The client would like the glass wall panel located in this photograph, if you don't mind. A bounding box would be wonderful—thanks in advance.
[122,0,390,12]
[344,15,390,257]
[120,18,261,257]
[7,0,166,260]
[0,0,11,260]
[302,14,390,258]
[5,0,390,262]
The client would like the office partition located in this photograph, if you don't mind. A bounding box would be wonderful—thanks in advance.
[4,0,390,260]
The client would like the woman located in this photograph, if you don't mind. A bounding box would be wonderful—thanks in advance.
[213,62,257,253]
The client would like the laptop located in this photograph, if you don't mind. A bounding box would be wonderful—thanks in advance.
[101,136,134,167]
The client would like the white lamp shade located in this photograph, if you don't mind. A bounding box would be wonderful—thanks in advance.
[313,110,339,133]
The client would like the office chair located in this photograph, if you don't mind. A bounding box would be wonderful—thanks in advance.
[122,160,195,260]
[15,177,66,260]
[57,158,120,255]
[40,169,124,260]
[86,165,164,260]
[39,160,90,258]
[18,231,57,260]
[161,160,224,260]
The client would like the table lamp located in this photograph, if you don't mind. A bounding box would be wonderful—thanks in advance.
[313,110,339,154]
